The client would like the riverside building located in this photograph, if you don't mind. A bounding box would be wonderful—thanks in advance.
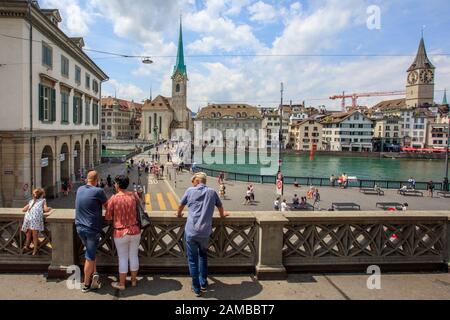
[0,1,108,207]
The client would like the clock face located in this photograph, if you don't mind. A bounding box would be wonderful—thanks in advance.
[419,69,434,84]
[174,73,184,82]
[407,71,418,85]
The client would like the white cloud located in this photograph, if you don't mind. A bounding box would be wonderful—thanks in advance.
[185,5,263,53]
[103,79,147,102]
[40,0,93,36]
[44,0,448,113]
[248,1,277,23]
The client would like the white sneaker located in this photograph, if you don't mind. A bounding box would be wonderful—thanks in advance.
[91,273,101,290]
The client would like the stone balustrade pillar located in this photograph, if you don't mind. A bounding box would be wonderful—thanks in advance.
[47,210,77,279]
[255,213,288,280]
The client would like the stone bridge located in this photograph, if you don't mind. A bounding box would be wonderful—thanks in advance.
[0,209,449,279]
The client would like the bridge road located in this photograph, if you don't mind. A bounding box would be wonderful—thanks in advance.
[47,146,180,212]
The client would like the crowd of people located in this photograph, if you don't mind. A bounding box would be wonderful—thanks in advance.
[273,187,321,212]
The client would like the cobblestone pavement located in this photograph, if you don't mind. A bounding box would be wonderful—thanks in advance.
[0,272,449,300]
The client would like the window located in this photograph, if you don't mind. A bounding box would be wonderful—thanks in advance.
[85,73,91,89]
[61,91,69,123]
[73,96,82,124]
[85,100,91,125]
[42,43,53,68]
[92,102,99,125]
[176,84,180,93]
[38,84,56,122]
[75,66,81,84]
[93,80,99,93]
[61,55,69,77]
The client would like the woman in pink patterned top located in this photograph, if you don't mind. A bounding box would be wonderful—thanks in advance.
[105,175,141,291]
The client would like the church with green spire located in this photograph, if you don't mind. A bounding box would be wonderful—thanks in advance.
[140,18,192,142]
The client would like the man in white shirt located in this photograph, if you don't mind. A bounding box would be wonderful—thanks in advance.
[281,200,289,212]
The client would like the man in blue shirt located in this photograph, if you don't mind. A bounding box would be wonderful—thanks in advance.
[75,170,108,293]
[176,172,228,297]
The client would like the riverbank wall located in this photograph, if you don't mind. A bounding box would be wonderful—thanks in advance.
[282,150,447,160]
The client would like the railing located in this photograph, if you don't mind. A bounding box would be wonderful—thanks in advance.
[76,213,257,271]
[196,166,450,191]
[0,209,449,279]
[0,210,52,271]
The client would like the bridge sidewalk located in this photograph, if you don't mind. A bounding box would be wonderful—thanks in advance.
[0,273,449,300]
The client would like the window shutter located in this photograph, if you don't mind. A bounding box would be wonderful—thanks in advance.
[51,88,56,121]
[73,97,77,124]
[79,98,83,124]
[93,103,98,125]
[38,84,44,121]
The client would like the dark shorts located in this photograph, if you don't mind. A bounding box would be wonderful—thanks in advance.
[76,225,100,261]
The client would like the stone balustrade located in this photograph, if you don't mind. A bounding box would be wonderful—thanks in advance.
[0,209,449,279]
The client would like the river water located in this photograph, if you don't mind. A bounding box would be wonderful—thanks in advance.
[199,153,448,182]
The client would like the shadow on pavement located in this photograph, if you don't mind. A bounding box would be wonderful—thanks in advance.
[286,274,319,284]
[109,275,183,298]
[201,276,263,300]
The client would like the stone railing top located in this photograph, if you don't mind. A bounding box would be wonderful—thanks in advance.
[0,209,449,222]
[0,208,53,219]
[45,209,76,222]
[283,211,450,222]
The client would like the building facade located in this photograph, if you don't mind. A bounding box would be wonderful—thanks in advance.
[101,97,142,140]
[140,20,192,142]
[427,122,449,149]
[0,1,108,207]
[194,104,262,149]
[289,119,324,151]
[261,109,290,149]
[373,116,402,151]
[322,111,374,152]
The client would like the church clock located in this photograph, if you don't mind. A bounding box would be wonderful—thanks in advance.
[407,71,418,85]
[419,69,434,84]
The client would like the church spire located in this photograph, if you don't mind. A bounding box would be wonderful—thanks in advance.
[443,89,448,105]
[407,36,435,72]
[173,16,187,77]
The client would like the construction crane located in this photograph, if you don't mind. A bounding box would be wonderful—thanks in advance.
[330,91,406,111]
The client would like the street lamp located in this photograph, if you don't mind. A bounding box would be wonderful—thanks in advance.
[142,57,153,65]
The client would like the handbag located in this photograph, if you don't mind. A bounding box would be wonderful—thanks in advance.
[134,193,151,229]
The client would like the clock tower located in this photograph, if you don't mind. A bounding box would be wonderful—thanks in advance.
[171,18,188,128]
[406,37,435,107]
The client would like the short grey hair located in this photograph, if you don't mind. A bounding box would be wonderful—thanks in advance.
[192,172,207,183]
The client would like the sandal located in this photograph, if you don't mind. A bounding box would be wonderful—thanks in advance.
[111,282,126,291]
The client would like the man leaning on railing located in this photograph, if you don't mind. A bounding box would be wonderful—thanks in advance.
[176,172,229,298]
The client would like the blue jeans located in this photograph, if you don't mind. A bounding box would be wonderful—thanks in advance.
[185,234,209,293]
[76,225,100,261]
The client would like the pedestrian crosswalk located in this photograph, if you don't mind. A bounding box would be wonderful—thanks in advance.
[145,192,179,212]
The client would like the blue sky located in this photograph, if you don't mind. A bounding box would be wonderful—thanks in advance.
[41,0,450,111]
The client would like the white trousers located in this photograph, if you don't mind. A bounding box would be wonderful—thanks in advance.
[114,234,141,274]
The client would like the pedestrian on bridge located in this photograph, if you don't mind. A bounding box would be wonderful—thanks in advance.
[176,172,229,297]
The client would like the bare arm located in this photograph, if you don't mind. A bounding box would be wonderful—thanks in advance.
[217,206,229,218]
[22,204,30,213]
[43,200,52,213]
[176,205,186,218]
